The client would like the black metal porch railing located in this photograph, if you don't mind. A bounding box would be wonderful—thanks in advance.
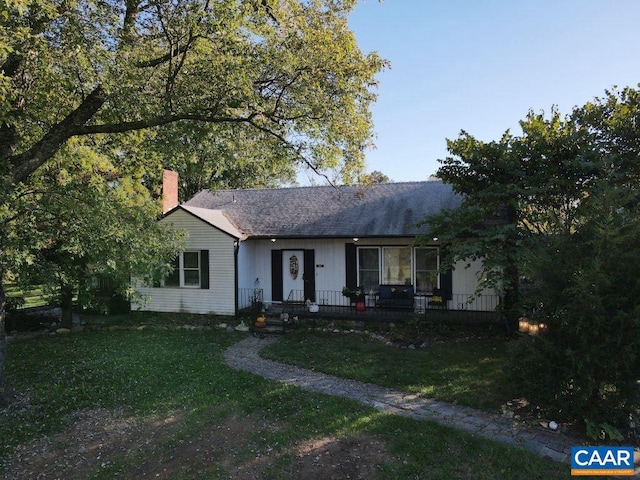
[238,288,501,324]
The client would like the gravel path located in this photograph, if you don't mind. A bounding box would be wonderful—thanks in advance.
[224,335,577,464]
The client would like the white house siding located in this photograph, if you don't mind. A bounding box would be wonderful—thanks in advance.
[237,237,495,311]
[451,258,499,311]
[133,209,237,316]
[238,238,351,304]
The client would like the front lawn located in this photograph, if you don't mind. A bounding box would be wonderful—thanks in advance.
[261,328,512,411]
[0,320,568,479]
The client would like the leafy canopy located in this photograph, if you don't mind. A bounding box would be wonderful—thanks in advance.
[427,86,640,429]
[1,0,385,186]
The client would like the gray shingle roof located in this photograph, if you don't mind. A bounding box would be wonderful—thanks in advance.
[182,181,462,238]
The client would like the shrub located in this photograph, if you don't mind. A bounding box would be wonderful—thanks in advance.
[508,207,640,431]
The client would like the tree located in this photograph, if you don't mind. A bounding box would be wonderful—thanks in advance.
[5,141,184,327]
[146,122,299,200]
[425,106,597,326]
[1,0,383,182]
[359,169,390,184]
[0,0,385,405]
[427,87,640,430]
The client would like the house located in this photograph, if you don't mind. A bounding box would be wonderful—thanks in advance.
[132,174,498,316]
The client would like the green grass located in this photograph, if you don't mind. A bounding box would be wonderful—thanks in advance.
[261,329,512,411]
[0,320,569,479]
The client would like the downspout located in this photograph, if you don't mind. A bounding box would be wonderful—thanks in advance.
[234,239,239,316]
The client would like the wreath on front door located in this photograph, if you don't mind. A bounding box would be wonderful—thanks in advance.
[289,255,299,280]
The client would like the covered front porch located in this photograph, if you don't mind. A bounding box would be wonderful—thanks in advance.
[238,288,502,325]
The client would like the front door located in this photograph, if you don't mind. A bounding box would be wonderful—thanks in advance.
[282,250,305,302]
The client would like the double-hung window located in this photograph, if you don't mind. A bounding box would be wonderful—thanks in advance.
[356,246,439,293]
[381,247,412,285]
[182,251,201,287]
[162,250,209,289]
[358,248,380,292]
[414,248,438,293]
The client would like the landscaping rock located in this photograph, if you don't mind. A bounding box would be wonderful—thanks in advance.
[234,321,249,332]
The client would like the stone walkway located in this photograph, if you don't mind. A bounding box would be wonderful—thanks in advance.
[223,335,575,464]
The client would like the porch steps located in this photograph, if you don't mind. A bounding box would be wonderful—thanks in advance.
[252,318,286,337]
[251,308,294,337]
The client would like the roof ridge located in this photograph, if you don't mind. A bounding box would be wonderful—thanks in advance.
[201,180,441,195]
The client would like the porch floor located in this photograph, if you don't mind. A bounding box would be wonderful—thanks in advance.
[240,302,501,325]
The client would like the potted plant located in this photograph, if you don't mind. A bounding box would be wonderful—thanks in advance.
[342,286,363,301]
[342,286,354,297]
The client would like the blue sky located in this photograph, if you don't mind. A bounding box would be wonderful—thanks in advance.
[346,0,640,182]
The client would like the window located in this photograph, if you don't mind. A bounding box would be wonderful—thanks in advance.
[382,247,412,285]
[414,248,438,293]
[182,251,200,287]
[161,250,209,289]
[165,256,180,287]
[355,246,439,292]
[358,248,379,291]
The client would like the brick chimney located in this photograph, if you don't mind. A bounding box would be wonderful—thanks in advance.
[162,169,179,214]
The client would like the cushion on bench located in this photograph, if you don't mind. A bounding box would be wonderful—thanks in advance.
[376,284,414,308]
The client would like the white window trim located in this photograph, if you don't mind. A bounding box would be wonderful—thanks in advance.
[381,246,413,285]
[356,245,440,291]
[357,246,380,291]
[162,251,201,288]
[414,247,440,293]
[181,251,201,288]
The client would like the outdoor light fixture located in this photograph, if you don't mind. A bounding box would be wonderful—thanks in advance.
[353,237,359,242]
[271,238,276,243]
[518,317,547,336]
[518,318,530,333]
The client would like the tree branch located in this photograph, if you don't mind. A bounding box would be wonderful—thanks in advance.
[76,111,259,135]
[9,85,108,183]
[246,118,335,186]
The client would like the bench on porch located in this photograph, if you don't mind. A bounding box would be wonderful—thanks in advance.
[375,284,414,309]
[427,287,446,308]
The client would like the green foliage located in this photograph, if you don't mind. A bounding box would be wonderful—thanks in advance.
[436,86,640,430]
[585,419,624,442]
[512,193,640,426]
[359,169,391,184]
[2,140,185,318]
[2,0,385,183]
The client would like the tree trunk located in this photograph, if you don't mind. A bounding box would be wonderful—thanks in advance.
[502,203,520,334]
[502,263,520,334]
[0,265,15,407]
[60,285,74,329]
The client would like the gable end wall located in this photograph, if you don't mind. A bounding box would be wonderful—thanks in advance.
[132,209,236,316]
